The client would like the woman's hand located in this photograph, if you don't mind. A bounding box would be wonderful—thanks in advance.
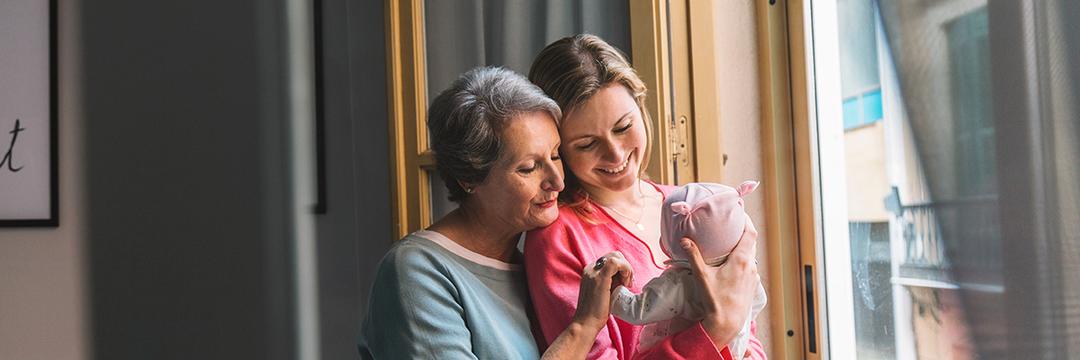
[684,215,760,347]
[542,252,632,360]
[572,251,634,332]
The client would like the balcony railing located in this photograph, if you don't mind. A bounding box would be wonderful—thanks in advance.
[888,188,1001,287]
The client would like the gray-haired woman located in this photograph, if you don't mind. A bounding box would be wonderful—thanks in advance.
[357,67,633,359]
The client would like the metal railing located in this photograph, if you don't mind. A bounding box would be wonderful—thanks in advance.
[888,187,1001,286]
[900,202,949,269]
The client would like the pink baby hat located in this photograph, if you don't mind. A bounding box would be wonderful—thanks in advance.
[660,181,759,264]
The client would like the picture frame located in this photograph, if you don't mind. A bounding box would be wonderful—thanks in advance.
[0,0,59,227]
[312,0,327,214]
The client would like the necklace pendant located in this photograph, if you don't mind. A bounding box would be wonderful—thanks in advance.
[635,223,645,231]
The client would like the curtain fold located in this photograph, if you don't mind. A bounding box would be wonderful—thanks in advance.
[423,0,630,101]
[1041,0,1080,354]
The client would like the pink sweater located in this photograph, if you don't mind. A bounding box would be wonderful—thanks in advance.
[525,183,767,360]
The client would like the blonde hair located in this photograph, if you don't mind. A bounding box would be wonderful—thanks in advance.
[528,34,653,222]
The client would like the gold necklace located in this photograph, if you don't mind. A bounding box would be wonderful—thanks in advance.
[598,181,657,232]
[603,202,646,231]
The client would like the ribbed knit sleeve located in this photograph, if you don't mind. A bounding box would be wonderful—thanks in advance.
[357,244,479,359]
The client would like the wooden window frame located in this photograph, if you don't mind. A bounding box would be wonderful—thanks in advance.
[384,0,704,239]
[757,0,824,359]
[380,2,849,360]
[385,0,427,239]
[387,1,825,359]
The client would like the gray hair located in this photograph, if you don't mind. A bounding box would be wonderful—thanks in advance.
[428,66,562,203]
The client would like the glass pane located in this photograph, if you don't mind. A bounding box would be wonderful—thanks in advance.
[811,0,1006,358]
[848,222,894,359]
[423,0,632,102]
[816,0,1080,356]
[427,169,456,223]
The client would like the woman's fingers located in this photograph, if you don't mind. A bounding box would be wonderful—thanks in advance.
[682,238,718,295]
[682,238,708,275]
[597,251,634,288]
[572,251,639,332]
[575,253,624,331]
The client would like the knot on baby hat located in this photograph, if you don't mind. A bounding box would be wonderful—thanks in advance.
[660,181,759,263]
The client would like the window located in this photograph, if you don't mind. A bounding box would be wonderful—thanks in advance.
[805,0,990,358]
[421,1,632,222]
[385,1,637,237]
[842,88,883,130]
[947,9,995,198]
[781,0,1080,358]
[385,0,721,238]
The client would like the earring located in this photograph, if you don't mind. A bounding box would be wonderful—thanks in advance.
[465,187,474,193]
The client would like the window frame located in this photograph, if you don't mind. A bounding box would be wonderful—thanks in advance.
[386,1,830,359]
[383,0,830,358]
[757,0,825,358]
[384,0,706,239]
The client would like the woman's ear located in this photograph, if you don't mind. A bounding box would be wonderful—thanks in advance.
[458,180,476,194]
[736,181,760,197]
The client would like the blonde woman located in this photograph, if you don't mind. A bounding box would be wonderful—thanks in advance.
[524,35,767,359]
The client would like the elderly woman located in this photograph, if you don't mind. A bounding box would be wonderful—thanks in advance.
[524,34,767,359]
[357,67,633,359]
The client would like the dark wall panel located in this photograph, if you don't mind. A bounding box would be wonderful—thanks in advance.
[82,0,295,358]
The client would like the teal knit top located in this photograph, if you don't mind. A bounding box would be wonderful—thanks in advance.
[357,230,539,359]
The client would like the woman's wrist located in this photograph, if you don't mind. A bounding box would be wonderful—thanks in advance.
[542,319,603,360]
[701,315,739,347]
[569,314,605,337]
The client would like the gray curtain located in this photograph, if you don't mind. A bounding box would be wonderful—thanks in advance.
[423,0,631,101]
[421,0,631,219]
[875,0,1080,357]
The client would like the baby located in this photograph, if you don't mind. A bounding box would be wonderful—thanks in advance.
[611,181,767,355]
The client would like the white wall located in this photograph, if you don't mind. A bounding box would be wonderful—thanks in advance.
[713,0,773,349]
[0,0,88,358]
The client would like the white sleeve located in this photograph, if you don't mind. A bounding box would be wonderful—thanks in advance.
[752,278,768,316]
[729,280,769,358]
[610,268,691,325]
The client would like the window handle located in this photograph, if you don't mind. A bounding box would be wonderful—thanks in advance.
[804,265,818,353]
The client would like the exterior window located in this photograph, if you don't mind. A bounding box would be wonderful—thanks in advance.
[842,88,883,130]
[948,10,995,197]
[768,0,1079,356]
[807,0,996,358]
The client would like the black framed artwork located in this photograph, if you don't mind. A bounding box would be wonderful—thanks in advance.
[312,0,327,214]
[0,0,59,227]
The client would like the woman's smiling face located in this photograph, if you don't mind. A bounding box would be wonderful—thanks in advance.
[558,84,648,194]
[468,111,565,231]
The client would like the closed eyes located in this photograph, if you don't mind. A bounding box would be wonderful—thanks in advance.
[518,156,560,174]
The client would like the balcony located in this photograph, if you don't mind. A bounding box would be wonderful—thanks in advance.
[887,188,1001,289]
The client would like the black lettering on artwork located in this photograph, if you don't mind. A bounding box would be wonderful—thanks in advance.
[1,119,26,172]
